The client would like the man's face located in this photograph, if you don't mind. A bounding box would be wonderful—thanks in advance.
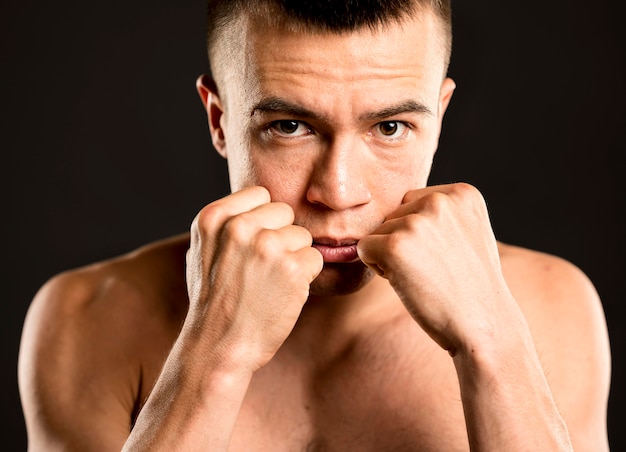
[205,10,455,296]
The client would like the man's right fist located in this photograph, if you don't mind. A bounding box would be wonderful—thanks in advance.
[185,186,323,373]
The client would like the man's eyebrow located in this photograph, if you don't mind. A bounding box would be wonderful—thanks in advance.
[251,97,326,121]
[361,100,434,121]
[251,97,433,121]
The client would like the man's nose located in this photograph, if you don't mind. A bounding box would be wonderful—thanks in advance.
[305,137,372,211]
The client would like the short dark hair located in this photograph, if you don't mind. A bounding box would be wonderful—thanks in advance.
[205,0,452,78]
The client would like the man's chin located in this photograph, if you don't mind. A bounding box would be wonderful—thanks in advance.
[309,261,375,297]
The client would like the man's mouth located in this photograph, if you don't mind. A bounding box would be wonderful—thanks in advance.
[312,239,360,263]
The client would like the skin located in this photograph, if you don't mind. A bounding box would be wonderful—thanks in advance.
[18,7,611,452]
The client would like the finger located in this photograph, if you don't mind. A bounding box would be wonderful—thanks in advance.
[190,186,271,244]
[254,225,313,258]
[400,184,457,204]
[293,246,324,284]
[401,186,433,203]
[208,186,272,222]
[356,234,389,277]
[367,215,416,235]
[242,201,296,231]
[387,184,468,223]
[384,202,420,222]
[400,183,482,210]
[221,202,295,250]
[274,224,314,252]
[386,188,447,222]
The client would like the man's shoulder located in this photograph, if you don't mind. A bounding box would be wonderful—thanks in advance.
[498,240,609,367]
[32,232,190,318]
[497,241,605,330]
[497,241,599,307]
[20,232,190,369]
[18,234,190,442]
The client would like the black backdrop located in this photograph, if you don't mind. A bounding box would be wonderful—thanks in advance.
[3,1,625,449]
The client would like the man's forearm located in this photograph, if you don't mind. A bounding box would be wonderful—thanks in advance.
[123,330,253,451]
[453,321,573,451]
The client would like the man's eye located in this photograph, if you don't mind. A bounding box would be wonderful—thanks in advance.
[270,120,311,137]
[379,121,399,136]
[378,121,406,137]
[377,121,410,138]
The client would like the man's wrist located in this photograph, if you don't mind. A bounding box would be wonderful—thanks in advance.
[451,295,535,379]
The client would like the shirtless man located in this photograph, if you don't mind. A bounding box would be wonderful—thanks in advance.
[18,1,611,450]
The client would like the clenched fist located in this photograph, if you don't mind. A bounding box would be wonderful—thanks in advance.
[357,183,521,356]
[185,186,323,373]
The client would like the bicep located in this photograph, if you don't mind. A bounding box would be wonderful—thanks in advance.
[19,274,139,451]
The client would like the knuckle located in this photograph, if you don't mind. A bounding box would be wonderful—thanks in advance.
[295,225,313,244]
[421,191,450,212]
[451,182,480,200]
[272,202,296,226]
[253,229,281,258]
[194,203,224,234]
[274,201,294,216]
[249,185,271,200]
[454,181,475,192]
[223,213,254,244]
[404,213,422,233]
[453,182,488,213]
[281,256,302,278]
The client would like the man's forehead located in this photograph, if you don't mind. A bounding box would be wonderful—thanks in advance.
[210,9,448,121]
[213,7,447,82]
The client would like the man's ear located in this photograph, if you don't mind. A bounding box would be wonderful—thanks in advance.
[438,77,456,121]
[196,74,227,158]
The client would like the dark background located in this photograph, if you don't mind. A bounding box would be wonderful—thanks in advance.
[3,0,624,449]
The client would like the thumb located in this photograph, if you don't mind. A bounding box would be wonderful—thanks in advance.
[299,246,324,283]
[357,236,387,277]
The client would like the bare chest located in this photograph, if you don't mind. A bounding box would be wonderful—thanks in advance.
[227,333,469,451]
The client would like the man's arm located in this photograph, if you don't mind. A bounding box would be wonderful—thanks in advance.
[358,182,610,450]
[19,186,323,451]
[502,247,611,450]
[453,250,610,450]
[19,268,257,452]
[125,186,322,450]
[451,304,574,450]
[19,271,141,451]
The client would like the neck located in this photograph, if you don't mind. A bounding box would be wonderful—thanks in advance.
[305,274,396,321]
[284,275,403,363]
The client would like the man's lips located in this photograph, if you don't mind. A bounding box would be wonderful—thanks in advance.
[312,239,360,263]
